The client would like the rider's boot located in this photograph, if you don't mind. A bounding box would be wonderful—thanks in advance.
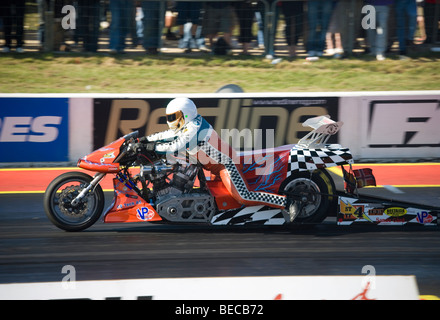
[283,198,300,223]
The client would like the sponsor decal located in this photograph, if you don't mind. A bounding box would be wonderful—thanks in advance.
[376,217,406,224]
[367,99,440,148]
[416,211,434,224]
[339,198,372,222]
[338,197,437,226]
[368,208,384,215]
[0,116,62,142]
[384,207,407,217]
[0,98,68,162]
[102,152,115,159]
[100,152,115,163]
[136,207,154,221]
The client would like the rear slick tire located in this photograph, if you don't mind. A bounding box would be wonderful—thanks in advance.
[43,172,105,232]
[279,169,336,225]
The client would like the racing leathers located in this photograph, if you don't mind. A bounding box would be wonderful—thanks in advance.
[146,114,287,209]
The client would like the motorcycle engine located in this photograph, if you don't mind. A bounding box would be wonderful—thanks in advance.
[140,162,176,198]
[140,162,199,199]
[139,162,215,223]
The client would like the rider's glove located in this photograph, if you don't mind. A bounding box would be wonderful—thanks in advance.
[138,136,156,151]
[144,141,156,151]
[138,136,149,143]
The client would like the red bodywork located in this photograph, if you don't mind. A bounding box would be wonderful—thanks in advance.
[104,178,162,223]
[76,138,292,224]
[239,145,292,193]
[207,145,292,210]
[77,138,163,223]
[77,137,124,173]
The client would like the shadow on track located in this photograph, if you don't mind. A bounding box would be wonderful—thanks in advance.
[86,220,439,237]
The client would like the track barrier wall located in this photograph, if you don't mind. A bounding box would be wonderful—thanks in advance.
[0,91,439,165]
[0,275,421,300]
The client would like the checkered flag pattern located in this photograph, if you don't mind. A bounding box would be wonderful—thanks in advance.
[211,205,285,226]
[198,140,231,166]
[287,147,353,177]
[198,141,287,207]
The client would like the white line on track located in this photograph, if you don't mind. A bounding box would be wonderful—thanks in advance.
[383,185,405,194]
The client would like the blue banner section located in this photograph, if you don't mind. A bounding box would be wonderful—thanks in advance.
[0,98,69,162]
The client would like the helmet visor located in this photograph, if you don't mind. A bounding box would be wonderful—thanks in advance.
[166,110,183,123]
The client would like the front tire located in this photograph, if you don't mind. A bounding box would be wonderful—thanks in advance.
[279,169,336,225]
[44,172,105,231]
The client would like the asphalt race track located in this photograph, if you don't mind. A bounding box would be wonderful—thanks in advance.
[0,166,440,298]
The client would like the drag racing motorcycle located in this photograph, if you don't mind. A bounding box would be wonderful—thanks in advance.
[44,116,361,232]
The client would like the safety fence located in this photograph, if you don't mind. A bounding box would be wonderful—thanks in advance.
[0,1,439,58]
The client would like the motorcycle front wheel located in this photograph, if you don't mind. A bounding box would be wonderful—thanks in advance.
[43,172,105,232]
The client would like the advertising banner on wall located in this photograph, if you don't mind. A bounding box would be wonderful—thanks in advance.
[0,98,69,162]
[93,97,340,151]
[358,96,440,159]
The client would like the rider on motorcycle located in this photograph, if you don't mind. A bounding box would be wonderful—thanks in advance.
[142,97,297,222]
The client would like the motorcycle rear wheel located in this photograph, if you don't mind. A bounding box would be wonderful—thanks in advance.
[279,169,336,225]
[44,172,105,232]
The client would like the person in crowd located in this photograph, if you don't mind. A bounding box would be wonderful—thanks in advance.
[127,1,140,48]
[134,3,144,47]
[326,0,344,58]
[337,0,363,58]
[306,0,334,57]
[366,0,394,61]
[77,0,100,52]
[254,2,265,50]
[234,0,258,55]
[1,0,26,53]
[395,0,418,57]
[34,0,71,52]
[175,1,203,52]
[281,0,305,58]
[258,0,281,59]
[414,0,426,44]
[142,0,163,54]
[424,0,440,44]
[109,0,135,54]
[37,0,48,51]
[202,1,234,53]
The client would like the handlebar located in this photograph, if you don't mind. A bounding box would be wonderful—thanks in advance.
[123,136,159,165]
[123,131,139,142]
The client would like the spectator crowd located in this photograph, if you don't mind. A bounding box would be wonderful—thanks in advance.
[1,0,439,60]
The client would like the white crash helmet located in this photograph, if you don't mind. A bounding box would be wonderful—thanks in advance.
[165,97,198,131]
